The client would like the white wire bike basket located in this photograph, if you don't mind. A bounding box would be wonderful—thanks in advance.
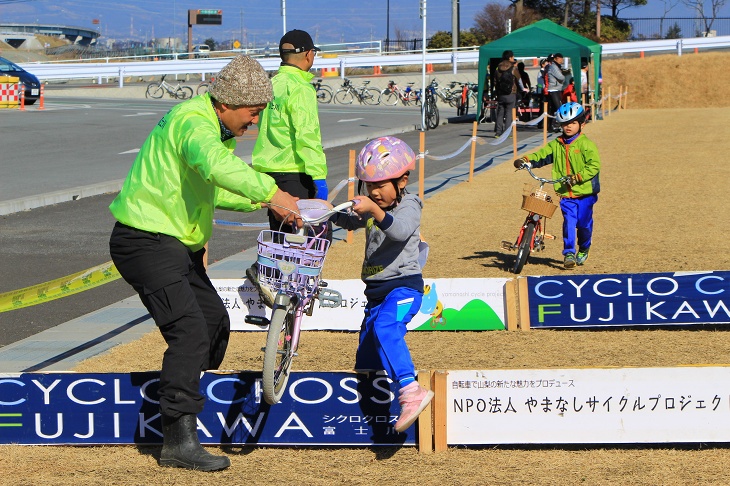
[255,230,331,298]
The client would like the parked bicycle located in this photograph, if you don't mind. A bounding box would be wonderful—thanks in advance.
[381,80,419,106]
[431,79,462,107]
[245,199,356,404]
[422,80,439,130]
[311,78,334,104]
[196,77,214,95]
[501,163,569,274]
[333,78,380,105]
[145,75,193,100]
[455,82,478,116]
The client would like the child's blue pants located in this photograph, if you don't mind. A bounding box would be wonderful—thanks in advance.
[355,287,422,387]
[560,194,598,255]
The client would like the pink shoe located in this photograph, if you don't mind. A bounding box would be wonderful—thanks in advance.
[394,382,434,433]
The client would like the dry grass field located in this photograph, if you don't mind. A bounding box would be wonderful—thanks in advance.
[4,51,730,485]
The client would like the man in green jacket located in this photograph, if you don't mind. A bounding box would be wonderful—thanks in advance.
[109,55,301,472]
[251,29,328,227]
[248,29,329,306]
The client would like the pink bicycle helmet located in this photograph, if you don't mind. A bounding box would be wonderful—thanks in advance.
[356,136,416,182]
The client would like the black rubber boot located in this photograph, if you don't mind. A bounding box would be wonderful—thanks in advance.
[159,414,230,471]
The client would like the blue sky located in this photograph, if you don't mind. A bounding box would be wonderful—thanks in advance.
[0,0,723,45]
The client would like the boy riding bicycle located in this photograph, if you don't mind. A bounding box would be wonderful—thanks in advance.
[329,136,433,433]
[514,102,601,269]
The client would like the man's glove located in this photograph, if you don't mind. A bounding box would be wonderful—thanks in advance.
[513,157,530,169]
[313,179,329,201]
[565,174,580,187]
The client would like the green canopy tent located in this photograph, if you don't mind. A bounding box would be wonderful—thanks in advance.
[529,19,602,100]
[477,20,602,119]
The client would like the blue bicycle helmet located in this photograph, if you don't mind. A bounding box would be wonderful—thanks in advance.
[555,101,586,124]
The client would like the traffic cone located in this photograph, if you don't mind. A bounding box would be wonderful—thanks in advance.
[39,84,45,110]
[426,63,433,73]
[19,83,25,111]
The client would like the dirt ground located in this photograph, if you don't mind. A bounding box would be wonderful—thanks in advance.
[4,52,730,485]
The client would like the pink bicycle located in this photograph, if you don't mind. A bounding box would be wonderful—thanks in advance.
[246,199,355,404]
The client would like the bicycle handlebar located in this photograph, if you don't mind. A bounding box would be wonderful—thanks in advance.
[517,163,569,185]
[297,200,355,226]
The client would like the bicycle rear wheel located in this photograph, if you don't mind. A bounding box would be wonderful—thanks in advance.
[334,89,354,104]
[196,83,209,95]
[262,296,296,405]
[145,83,164,99]
[512,222,535,274]
[362,87,381,105]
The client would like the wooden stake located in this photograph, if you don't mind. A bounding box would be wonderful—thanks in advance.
[468,121,477,182]
[511,107,518,159]
[517,276,531,330]
[505,279,519,331]
[419,131,425,200]
[347,149,355,244]
[417,370,434,454]
[433,370,448,452]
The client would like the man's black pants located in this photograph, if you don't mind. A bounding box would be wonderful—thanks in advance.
[109,223,230,417]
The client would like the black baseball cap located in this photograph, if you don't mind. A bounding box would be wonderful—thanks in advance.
[279,29,320,54]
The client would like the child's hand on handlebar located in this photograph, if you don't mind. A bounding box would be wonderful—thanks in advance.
[351,196,379,217]
[513,157,530,169]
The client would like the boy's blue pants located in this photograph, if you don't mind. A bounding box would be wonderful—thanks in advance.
[355,287,422,387]
[560,194,598,255]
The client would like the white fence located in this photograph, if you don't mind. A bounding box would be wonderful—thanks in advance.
[18,35,730,86]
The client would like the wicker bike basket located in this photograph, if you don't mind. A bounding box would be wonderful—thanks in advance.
[521,183,559,218]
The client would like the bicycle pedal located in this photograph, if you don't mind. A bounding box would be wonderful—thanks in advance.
[318,288,343,308]
[245,315,270,326]
[500,240,516,251]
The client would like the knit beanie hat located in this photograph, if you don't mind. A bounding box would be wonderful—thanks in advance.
[209,55,273,106]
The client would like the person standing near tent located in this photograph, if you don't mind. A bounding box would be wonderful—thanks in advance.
[547,53,566,133]
[493,50,522,138]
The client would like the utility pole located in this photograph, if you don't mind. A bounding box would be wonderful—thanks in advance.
[386,0,390,52]
[282,0,287,35]
[420,0,426,132]
[451,0,459,52]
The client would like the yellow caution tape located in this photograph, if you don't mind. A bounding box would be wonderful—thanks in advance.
[0,261,121,313]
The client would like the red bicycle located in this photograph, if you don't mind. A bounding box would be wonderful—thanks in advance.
[501,164,569,274]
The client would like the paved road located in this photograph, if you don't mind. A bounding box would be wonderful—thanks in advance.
[0,90,456,211]
[0,92,545,348]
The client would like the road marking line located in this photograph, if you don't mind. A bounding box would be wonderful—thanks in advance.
[119,148,140,154]
[337,117,364,123]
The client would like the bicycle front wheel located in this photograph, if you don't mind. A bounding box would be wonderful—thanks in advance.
[425,99,439,129]
[512,222,535,274]
[175,86,193,100]
[262,296,296,405]
[334,89,354,104]
[362,87,381,105]
[145,83,164,99]
[381,89,398,106]
[316,86,333,103]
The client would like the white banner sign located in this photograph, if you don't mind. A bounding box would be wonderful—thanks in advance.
[447,367,730,444]
[212,278,508,332]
